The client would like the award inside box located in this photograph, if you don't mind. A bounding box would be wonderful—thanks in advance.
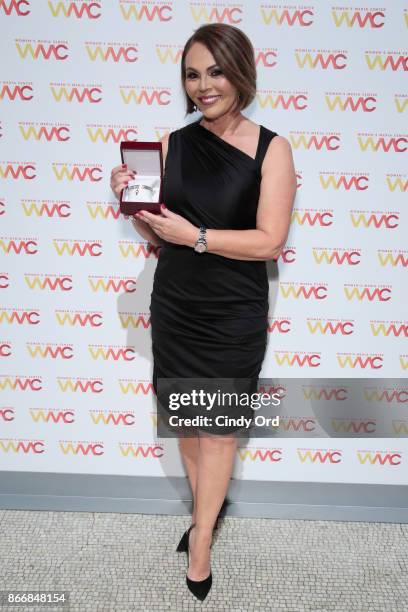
[120,141,163,215]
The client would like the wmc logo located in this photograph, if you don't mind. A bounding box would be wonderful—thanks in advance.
[50,83,102,103]
[336,353,383,369]
[85,43,138,62]
[325,93,377,112]
[119,443,164,458]
[274,351,321,367]
[0,81,34,101]
[89,410,135,426]
[365,52,407,71]
[88,345,136,361]
[59,441,104,455]
[331,8,385,28]
[25,274,73,291]
[53,239,102,256]
[307,319,354,335]
[0,375,42,391]
[256,90,308,109]
[52,164,102,181]
[357,134,407,152]
[377,250,408,267]
[87,126,138,143]
[118,313,151,330]
[289,132,341,150]
[237,447,282,462]
[119,1,172,21]
[118,241,160,258]
[350,211,399,228]
[87,202,120,219]
[156,45,184,64]
[295,49,347,69]
[190,2,243,23]
[343,284,392,301]
[312,249,361,265]
[297,449,342,463]
[118,379,154,395]
[0,237,38,254]
[88,276,137,293]
[55,310,103,327]
[279,282,328,299]
[0,309,40,325]
[22,200,71,217]
[357,451,401,466]
[47,1,102,18]
[0,162,36,179]
[370,321,408,337]
[57,377,103,393]
[30,409,75,424]
[260,5,314,26]
[321,173,369,190]
[291,209,334,226]
[19,123,70,141]
[26,343,74,359]
[119,86,171,105]
[15,39,69,60]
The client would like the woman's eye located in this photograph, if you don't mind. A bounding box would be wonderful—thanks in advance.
[186,70,222,79]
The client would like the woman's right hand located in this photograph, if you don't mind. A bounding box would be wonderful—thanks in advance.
[110,164,136,200]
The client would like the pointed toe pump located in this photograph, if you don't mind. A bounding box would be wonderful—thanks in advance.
[185,524,212,601]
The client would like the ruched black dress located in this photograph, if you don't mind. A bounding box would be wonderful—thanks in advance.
[150,118,278,434]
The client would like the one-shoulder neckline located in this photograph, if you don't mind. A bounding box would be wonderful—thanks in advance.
[194,119,263,163]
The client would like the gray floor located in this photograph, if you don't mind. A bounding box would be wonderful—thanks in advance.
[0,509,407,612]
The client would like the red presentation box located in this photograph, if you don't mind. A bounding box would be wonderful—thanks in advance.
[119,141,163,215]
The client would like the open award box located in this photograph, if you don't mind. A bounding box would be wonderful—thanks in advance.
[119,141,164,215]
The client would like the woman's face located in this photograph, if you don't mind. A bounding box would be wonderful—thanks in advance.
[184,42,239,119]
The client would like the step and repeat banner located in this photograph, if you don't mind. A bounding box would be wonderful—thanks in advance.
[0,1,407,484]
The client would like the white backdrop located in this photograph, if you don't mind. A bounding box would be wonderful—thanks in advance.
[0,0,407,484]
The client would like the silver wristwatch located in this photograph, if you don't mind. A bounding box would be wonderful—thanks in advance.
[194,226,207,253]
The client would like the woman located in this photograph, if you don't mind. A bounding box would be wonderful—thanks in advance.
[110,23,296,601]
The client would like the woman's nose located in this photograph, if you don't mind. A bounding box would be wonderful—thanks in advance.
[199,75,208,91]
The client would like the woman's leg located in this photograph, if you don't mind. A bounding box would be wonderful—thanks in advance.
[187,432,237,580]
[178,435,200,522]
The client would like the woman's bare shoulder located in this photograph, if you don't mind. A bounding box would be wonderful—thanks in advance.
[261,133,295,177]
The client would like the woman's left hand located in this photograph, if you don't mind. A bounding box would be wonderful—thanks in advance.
[135,206,199,247]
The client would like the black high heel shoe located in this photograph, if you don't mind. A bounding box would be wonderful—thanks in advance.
[186,524,212,601]
[176,523,195,552]
[176,497,228,553]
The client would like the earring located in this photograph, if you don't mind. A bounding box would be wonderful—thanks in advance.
[193,104,197,112]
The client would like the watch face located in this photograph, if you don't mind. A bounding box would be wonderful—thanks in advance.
[195,242,206,253]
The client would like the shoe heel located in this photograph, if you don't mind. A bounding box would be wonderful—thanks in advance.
[176,528,189,552]
[177,524,213,552]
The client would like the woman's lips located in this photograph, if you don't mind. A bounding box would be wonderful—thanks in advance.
[198,95,221,106]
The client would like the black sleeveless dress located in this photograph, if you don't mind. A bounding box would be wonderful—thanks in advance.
[150,118,278,434]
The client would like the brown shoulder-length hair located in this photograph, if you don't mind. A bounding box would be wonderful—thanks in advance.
[180,23,257,115]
